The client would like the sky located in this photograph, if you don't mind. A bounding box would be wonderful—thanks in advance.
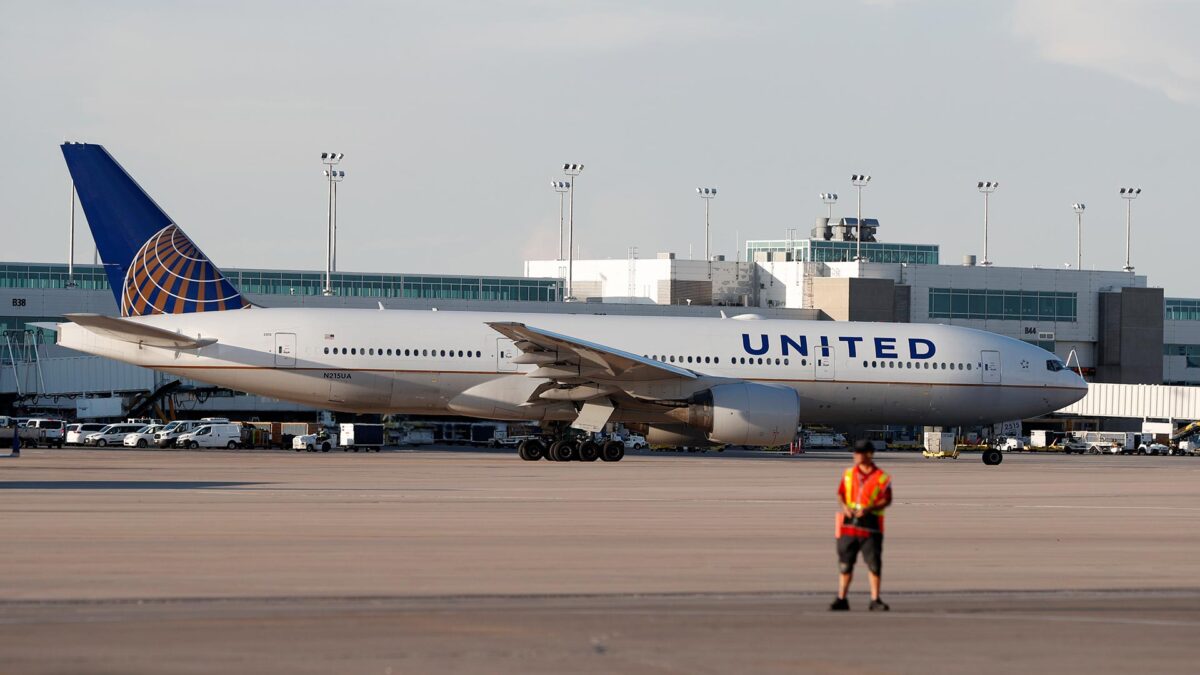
[2,0,1199,293]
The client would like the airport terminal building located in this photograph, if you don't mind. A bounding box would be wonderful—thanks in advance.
[526,221,1200,389]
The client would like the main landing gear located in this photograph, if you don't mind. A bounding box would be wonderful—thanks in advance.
[517,438,625,462]
[981,447,1003,466]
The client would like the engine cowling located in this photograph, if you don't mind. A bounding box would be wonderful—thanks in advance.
[631,424,720,447]
[672,382,800,447]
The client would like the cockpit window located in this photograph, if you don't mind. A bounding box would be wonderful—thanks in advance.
[1046,359,1065,372]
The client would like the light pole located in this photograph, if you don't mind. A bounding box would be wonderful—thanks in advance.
[563,163,584,300]
[819,192,838,221]
[67,181,77,288]
[696,187,717,262]
[850,175,871,261]
[551,180,570,260]
[1071,203,1086,270]
[330,169,345,272]
[320,152,344,296]
[977,181,999,266]
[1119,187,1141,272]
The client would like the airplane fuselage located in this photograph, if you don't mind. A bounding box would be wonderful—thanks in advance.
[57,307,1089,427]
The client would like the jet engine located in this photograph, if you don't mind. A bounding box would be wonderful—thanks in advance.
[668,382,800,446]
[630,424,720,447]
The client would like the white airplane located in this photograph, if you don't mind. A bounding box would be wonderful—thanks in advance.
[55,143,1087,465]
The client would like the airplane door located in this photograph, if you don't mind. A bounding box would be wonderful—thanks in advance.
[980,350,1001,384]
[496,338,518,372]
[815,345,835,380]
[274,333,296,368]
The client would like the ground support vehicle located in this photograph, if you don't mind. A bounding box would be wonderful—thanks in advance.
[154,418,229,448]
[293,430,337,452]
[84,423,146,447]
[338,423,384,452]
[123,424,165,448]
[176,423,242,449]
[65,423,106,445]
[25,419,66,448]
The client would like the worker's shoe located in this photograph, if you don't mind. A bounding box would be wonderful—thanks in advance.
[829,597,850,611]
[868,598,890,612]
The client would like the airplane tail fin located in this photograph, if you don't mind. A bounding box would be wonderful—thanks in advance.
[60,143,247,317]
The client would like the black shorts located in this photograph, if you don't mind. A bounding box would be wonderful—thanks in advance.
[837,534,883,575]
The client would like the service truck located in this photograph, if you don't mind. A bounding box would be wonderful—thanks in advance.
[338,423,385,452]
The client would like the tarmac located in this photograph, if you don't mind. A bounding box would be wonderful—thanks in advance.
[1,447,1198,673]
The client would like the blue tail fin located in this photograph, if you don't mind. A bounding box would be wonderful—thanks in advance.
[61,143,247,317]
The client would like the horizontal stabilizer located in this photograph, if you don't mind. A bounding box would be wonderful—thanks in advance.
[64,314,217,349]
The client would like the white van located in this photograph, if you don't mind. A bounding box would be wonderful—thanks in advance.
[154,418,229,448]
[176,423,242,449]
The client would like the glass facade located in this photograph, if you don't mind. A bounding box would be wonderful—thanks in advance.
[745,239,939,265]
[0,263,110,290]
[1163,344,1200,368]
[1165,298,1200,321]
[928,288,1077,322]
[1,316,61,346]
[0,263,560,302]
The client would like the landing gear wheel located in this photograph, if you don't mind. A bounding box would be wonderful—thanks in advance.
[982,448,1002,466]
[578,441,600,462]
[601,441,625,462]
[549,440,576,462]
[518,439,545,461]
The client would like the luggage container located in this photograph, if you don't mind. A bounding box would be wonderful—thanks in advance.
[339,423,384,452]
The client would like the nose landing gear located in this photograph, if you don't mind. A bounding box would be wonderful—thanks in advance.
[982,448,1003,466]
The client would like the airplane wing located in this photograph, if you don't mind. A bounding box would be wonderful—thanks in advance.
[487,322,696,381]
[64,314,217,350]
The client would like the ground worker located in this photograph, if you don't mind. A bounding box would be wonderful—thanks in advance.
[830,439,891,611]
[10,422,20,457]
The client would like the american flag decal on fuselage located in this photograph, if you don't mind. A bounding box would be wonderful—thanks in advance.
[121,224,247,317]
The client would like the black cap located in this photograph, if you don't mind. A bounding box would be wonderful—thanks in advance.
[852,440,875,453]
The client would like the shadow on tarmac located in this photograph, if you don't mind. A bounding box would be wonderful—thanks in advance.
[0,481,262,490]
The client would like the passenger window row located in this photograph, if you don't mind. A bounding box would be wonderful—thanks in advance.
[323,347,484,358]
[731,356,799,366]
[862,360,973,371]
[647,355,721,365]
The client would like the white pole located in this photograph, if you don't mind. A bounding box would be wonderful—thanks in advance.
[1124,198,1132,272]
[983,190,989,266]
[1076,210,1082,271]
[68,182,76,288]
[324,172,333,295]
[332,179,338,272]
[567,179,574,300]
[558,190,565,261]
[855,185,862,263]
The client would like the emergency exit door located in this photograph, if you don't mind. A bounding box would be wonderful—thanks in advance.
[980,350,1001,384]
[274,333,296,368]
[815,345,835,380]
[496,338,518,372]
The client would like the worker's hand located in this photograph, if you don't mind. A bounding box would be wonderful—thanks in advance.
[853,508,864,519]
[842,506,854,519]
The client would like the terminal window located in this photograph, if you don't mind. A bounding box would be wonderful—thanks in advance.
[1165,299,1200,321]
[1163,344,1200,368]
[928,288,1076,322]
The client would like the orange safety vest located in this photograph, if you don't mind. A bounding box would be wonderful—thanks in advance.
[836,466,891,538]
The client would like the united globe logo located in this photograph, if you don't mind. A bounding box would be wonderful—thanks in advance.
[120,224,247,316]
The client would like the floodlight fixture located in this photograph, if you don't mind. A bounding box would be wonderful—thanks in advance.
[1119,186,1142,272]
[850,175,871,261]
[697,186,718,263]
[563,163,585,299]
[977,180,999,266]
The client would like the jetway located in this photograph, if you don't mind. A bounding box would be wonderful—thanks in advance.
[1056,383,1200,422]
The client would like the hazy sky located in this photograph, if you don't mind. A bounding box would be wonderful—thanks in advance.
[3,1,1200,294]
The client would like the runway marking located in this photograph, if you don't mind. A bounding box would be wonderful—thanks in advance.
[854,611,1200,628]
